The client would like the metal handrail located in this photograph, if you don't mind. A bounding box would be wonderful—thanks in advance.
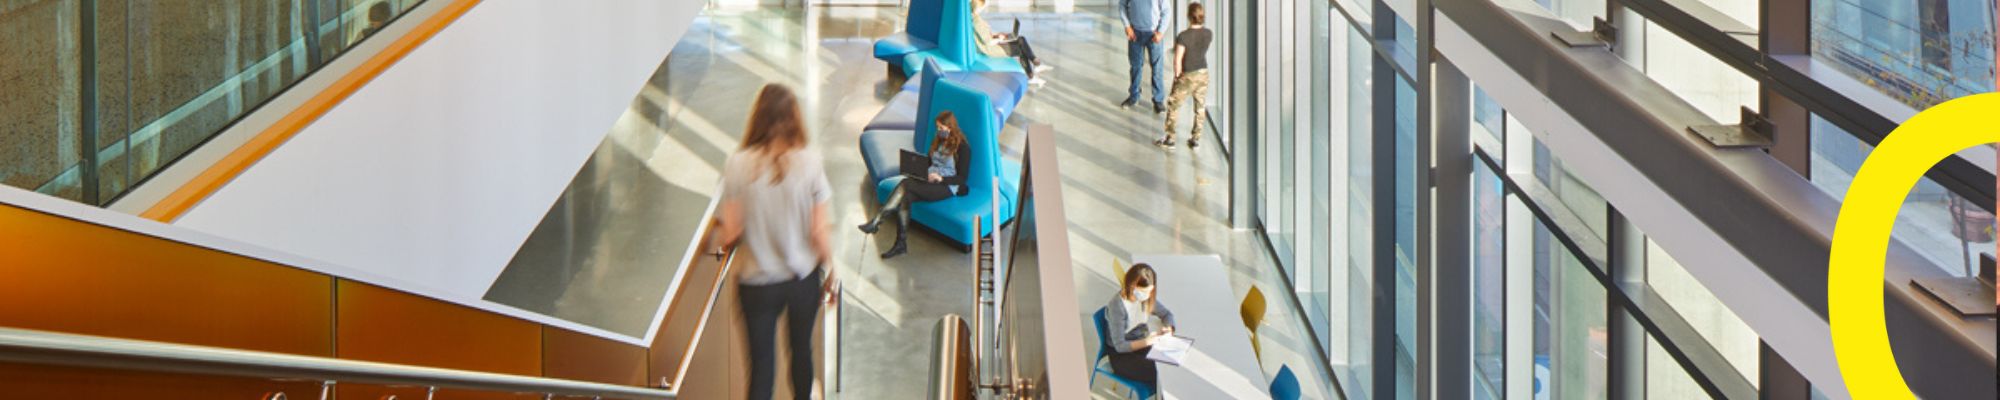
[662,243,736,390]
[0,327,674,399]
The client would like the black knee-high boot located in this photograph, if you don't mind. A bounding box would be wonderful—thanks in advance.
[859,187,908,234]
[881,201,910,259]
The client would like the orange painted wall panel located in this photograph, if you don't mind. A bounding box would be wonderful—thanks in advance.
[334,280,541,376]
[543,326,648,386]
[0,362,325,399]
[0,204,334,356]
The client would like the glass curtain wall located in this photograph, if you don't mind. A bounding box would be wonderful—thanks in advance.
[0,0,424,206]
[1233,0,1994,397]
[1249,0,1412,396]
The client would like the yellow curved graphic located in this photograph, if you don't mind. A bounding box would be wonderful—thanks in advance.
[1828,92,1999,399]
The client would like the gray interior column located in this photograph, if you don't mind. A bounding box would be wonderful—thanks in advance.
[1226,0,1258,229]
[1429,55,1472,400]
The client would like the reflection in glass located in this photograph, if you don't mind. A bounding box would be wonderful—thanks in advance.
[1636,20,1761,124]
[1535,0,1607,30]
[1342,26,1379,397]
[1811,0,1997,108]
[1392,75,1418,400]
[1532,221,1609,400]
[1392,12,1416,70]
[1646,239,1761,392]
[1810,115,1996,277]
[1532,138,1609,241]
[1646,339,1716,399]
[1472,159,1507,399]
[1472,85,1504,151]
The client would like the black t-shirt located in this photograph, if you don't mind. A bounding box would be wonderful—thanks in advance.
[1176,28,1212,73]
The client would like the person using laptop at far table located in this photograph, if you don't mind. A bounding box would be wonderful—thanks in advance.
[857,111,973,259]
[1106,263,1178,387]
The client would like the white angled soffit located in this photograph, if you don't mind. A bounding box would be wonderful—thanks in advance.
[169,0,707,345]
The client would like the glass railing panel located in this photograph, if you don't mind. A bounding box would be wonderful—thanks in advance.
[0,0,426,206]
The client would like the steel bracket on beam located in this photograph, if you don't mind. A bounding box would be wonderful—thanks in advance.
[1688,107,1774,149]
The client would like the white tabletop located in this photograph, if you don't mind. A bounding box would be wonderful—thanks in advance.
[1132,254,1271,399]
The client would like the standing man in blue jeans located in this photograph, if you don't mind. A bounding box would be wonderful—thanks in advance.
[1119,0,1170,113]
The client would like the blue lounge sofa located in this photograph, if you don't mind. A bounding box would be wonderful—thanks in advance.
[885,0,1026,78]
[860,59,1024,184]
[872,76,1018,246]
[873,0,943,75]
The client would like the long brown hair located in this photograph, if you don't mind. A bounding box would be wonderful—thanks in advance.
[930,111,967,157]
[1121,263,1159,313]
[740,84,807,182]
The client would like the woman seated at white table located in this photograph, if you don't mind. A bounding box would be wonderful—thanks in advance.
[1105,263,1178,386]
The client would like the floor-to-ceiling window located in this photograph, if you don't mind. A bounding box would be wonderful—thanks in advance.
[1338,21,1378,396]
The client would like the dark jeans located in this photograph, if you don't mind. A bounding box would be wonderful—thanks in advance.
[740,268,823,400]
[1108,348,1158,385]
[1126,30,1166,104]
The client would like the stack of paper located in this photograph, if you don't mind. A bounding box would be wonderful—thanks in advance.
[1147,335,1195,366]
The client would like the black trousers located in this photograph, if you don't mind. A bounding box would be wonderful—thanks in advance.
[1108,348,1158,386]
[740,268,823,400]
[902,179,955,202]
[1004,36,1040,77]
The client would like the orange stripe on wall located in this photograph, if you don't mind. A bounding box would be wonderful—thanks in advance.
[140,0,483,222]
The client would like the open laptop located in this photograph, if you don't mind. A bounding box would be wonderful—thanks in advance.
[899,150,932,179]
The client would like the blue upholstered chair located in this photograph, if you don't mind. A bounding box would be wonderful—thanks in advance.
[1270,365,1301,400]
[889,0,1025,78]
[873,0,943,69]
[873,74,1016,247]
[1093,308,1157,400]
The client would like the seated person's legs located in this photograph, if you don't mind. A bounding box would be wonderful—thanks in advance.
[1107,350,1159,385]
[1005,37,1042,72]
[858,179,953,258]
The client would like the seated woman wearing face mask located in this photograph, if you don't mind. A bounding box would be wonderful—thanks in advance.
[1104,263,1177,386]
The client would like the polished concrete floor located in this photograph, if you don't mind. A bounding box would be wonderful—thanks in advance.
[501,5,1342,399]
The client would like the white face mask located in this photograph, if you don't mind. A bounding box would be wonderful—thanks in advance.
[1132,288,1151,302]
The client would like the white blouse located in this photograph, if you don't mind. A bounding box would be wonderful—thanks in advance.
[1120,296,1148,333]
